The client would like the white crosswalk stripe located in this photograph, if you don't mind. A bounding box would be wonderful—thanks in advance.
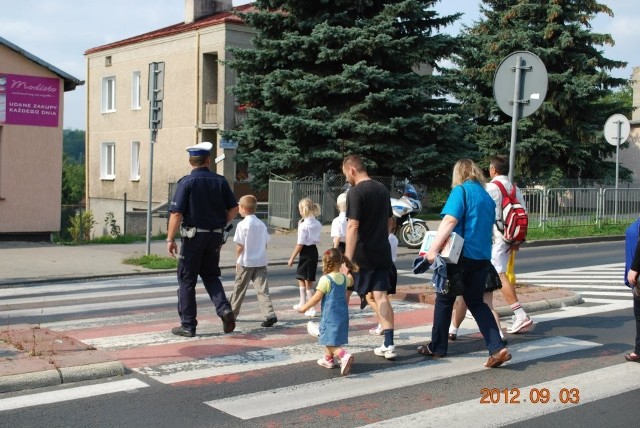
[517,262,633,303]
[205,336,600,420]
[1,273,638,425]
[0,379,149,412]
[364,362,640,427]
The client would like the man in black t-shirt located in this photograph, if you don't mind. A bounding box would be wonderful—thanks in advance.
[342,155,397,360]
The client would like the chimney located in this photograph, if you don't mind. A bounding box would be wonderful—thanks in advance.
[185,0,233,24]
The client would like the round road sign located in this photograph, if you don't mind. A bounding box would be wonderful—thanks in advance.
[494,51,548,118]
[603,114,630,146]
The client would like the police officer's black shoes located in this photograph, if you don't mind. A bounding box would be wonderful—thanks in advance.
[221,309,236,334]
[171,326,195,337]
[261,317,278,327]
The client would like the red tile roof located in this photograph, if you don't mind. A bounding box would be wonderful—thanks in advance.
[85,4,255,55]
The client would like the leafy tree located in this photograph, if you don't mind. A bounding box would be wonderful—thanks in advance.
[63,129,85,162]
[61,129,85,205]
[224,0,470,189]
[449,0,629,183]
[61,154,85,205]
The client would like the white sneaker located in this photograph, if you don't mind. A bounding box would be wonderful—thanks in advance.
[304,308,317,317]
[317,357,337,369]
[374,344,397,360]
[507,316,533,334]
[369,324,383,336]
[293,303,301,310]
[307,321,320,337]
[340,353,354,375]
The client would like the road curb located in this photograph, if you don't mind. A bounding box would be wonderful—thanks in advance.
[494,294,585,317]
[0,369,61,393]
[59,361,126,384]
[0,361,126,394]
[407,288,584,317]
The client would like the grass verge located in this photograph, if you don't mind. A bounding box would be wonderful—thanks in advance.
[123,254,177,270]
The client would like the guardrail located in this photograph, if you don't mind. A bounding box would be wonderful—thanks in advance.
[522,187,640,230]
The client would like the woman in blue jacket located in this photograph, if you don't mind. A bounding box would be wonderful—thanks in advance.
[419,159,511,368]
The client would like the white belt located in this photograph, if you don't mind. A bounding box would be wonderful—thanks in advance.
[195,228,223,233]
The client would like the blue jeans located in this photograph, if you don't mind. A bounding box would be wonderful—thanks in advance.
[177,232,231,329]
[430,259,504,356]
[634,292,640,355]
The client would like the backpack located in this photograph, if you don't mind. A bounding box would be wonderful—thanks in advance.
[492,180,528,245]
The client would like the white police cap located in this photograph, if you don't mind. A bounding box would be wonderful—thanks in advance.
[186,142,213,156]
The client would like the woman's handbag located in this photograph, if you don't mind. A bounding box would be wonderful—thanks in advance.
[444,185,467,297]
[485,263,502,292]
[444,260,466,297]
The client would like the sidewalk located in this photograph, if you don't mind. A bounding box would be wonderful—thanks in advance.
[0,222,592,393]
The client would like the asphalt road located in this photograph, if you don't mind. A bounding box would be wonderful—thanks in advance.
[0,240,634,427]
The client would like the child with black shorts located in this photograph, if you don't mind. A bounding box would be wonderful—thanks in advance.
[288,198,322,317]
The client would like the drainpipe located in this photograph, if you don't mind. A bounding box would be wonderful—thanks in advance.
[195,30,201,145]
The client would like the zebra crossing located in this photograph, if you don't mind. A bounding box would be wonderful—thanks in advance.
[516,262,632,303]
[0,273,638,425]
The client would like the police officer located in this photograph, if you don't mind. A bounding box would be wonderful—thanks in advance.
[166,142,239,337]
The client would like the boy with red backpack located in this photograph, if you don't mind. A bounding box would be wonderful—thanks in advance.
[487,155,533,334]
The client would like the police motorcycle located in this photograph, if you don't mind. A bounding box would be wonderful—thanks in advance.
[391,179,428,248]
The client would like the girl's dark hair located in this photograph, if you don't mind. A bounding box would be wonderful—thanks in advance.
[322,248,359,274]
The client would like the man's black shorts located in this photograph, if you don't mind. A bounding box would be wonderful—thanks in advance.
[354,267,391,296]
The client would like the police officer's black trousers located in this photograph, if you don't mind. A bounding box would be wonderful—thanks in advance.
[176,232,231,330]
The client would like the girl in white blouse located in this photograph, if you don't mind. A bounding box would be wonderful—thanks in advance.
[288,198,322,317]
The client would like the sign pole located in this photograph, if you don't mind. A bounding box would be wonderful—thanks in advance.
[146,129,156,255]
[614,120,621,222]
[493,51,547,185]
[508,55,523,184]
[603,113,631,225]
[146,62,164,255]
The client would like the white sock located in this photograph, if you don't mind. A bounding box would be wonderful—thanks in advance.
[514,307,527,319]
[306,289,314,300]
[449,326,459,334]
[299,287,306,304]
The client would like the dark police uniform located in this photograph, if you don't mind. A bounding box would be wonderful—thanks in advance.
[169,144,238,334]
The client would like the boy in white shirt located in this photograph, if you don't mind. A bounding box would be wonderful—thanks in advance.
[229,195,278,327]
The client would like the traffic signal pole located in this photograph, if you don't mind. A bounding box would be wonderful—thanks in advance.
[146,62,164,256]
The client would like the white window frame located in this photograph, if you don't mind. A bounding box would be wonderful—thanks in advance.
[100,142,116,180]
[131,71,141,110]
[130,141,141,181]
[102,76,116,113]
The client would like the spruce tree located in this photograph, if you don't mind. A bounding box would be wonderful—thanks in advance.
[225,0,466,189]
[450,0,628,183]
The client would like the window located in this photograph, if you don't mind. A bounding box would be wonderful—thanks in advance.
[105,56,112,67]
[131,71,141,110]
[130,141,140,181]
[100,142,115,179]
[102,76,116,112]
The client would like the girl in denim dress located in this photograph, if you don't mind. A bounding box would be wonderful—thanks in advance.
[298,248,358,375]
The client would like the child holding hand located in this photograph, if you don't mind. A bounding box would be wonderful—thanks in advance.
[298,248,359,376]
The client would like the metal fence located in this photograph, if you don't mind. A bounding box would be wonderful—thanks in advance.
[522,187,640,230]
[267,174,399,229]
[168,177,640,231]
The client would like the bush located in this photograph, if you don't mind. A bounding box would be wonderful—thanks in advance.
[67,211,96,243]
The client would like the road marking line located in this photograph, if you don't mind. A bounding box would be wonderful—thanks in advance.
[134,325,431,383]
[362,362,640,427]
[0,378,149,412]
[204,336,600,420]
